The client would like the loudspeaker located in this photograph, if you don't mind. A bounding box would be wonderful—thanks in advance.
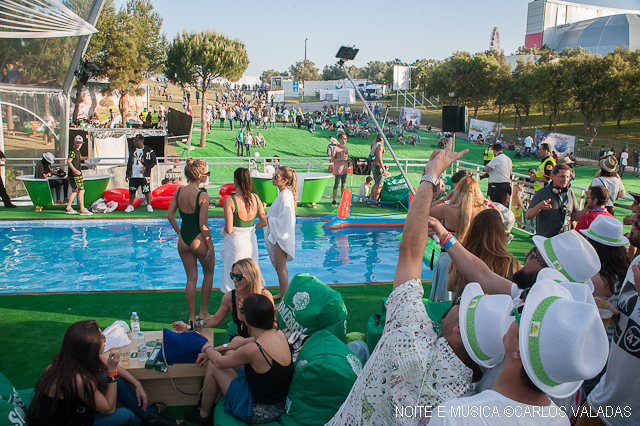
[442,106,468,133]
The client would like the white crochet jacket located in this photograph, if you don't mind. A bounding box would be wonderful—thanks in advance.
[326,279,473,426]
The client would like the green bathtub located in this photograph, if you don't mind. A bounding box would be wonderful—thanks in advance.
[251,172,332,206]
[18,174,113,207]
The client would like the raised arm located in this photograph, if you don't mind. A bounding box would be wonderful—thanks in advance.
[394,145,468,289]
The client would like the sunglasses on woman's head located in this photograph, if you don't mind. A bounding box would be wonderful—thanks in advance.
[230,272,244,281]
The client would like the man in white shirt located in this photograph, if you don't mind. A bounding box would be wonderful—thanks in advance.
[356,176,372,202]
[244,131,253,158]
[619,148,628,176]
[523,135,533,158]
[484,143,513,207]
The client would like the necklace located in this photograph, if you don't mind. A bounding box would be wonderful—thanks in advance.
[253,329,268,340]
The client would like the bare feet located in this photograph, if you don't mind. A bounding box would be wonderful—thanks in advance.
[196,313,212,321]
[272,293,282,301]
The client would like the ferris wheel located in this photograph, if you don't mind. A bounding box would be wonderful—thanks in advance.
[490,27,501,51]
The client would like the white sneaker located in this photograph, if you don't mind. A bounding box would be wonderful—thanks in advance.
[147,204,153,213]
[124,204,135,213]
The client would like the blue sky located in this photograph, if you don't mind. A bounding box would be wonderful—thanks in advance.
[112,0,631,76]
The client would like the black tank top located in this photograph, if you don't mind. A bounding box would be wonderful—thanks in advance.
[231,290,249,338]
[245,339,294,405]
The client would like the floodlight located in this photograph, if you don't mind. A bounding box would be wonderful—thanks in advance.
[336,46,359,61]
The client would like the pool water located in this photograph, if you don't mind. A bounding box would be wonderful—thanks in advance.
[0,218,433,293]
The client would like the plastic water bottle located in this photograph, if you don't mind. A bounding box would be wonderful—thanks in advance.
[131,312,140,338]
[137,331,147,361]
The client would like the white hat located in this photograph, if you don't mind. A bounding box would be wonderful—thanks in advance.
[519,280,609,398]
[580,215,628,247]
[74,135,84,143]
[43,152,55,164]
[536,268,595,293]
[459,283,514,368]
[533,230,600,282]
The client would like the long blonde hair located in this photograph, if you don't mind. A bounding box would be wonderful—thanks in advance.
[449,177,484,242]
[277,166,298,208]
[233,258,265,294]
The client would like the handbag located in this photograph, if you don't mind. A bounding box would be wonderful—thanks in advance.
[158,328,208,365]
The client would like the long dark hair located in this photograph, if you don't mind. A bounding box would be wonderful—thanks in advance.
[449,209,520,300]
[588,239,630,294]
[234,167,254,209]
[28,321,105,424]
[243,294,276,331]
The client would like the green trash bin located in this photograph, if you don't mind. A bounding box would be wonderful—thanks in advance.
[298,173,332,205]
[251,175,279,204]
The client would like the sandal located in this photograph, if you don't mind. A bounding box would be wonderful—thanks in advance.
[65,207,76,214]
[35,206,43,213]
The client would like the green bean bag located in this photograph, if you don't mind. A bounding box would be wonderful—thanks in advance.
[276,273,348,342]
[284,330,362,426]
[0,371,31,426]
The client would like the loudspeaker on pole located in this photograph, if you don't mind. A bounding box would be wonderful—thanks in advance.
[441,106,468,133]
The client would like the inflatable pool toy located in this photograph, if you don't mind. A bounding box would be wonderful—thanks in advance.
[102,188,141,210]
[150,196,172,209]
[337,189,352,219]
[323,189,408,229]
[323,213,407,229]
[152,183,183,198]
[219,183,236,206]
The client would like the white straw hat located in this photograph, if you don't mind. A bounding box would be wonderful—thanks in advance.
[519,280,609,398]
[580,215,628,247]
[533,230,600,282]
[459,283,514,368]
[43,152,55,164]
[536,268,595,293]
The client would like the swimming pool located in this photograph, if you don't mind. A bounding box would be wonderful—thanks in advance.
[0,217,433,293]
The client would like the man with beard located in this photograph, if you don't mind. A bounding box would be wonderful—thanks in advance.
[576,214,640,426]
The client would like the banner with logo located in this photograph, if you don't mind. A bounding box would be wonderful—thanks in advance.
[535,130,575,158]
[468,119,499,142]
[399,107,421,127]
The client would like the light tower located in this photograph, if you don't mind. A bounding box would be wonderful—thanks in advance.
[490,27,501,51]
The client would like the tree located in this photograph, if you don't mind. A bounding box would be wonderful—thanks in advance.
[166,30,249,147]
[124,0,168,74]
[362,61,389,84]
[563,52,614,141]
[322,64,346,81]
[533,62,572,131]
[507,58,537,127]
[289,60,320,81]
[605,47,640,129]
[102,9,148,123]
[260,69,287,84]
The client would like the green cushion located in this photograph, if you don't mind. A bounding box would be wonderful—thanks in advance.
[285,330,362,426]
[0,371,30,426]
[276,273,348,342]
[225,321,238,344]
[366,298,452,353]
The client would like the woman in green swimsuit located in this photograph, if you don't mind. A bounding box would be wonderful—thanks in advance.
[220,168,267,293]
[168,158,215,324]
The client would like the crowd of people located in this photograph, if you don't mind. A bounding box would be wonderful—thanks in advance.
[17,92,640,426]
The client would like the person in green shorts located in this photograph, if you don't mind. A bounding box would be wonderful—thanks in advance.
[65,135,92,215]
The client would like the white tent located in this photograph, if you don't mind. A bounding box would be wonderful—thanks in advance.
[338,88,356,105]
[319,89,339,101]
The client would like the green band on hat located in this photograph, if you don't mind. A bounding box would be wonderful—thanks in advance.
[528,296,562,388]
[585,228,622,244]
[543,239,574,282]
[466,295,491,361]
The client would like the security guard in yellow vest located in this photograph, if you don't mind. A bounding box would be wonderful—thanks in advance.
[533,142,556,191]
[483,145,494,165]
[150,109,159,129]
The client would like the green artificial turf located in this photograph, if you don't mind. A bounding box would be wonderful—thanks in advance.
[0,283,402,391]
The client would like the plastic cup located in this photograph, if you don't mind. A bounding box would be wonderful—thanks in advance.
[121,351,130,366]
